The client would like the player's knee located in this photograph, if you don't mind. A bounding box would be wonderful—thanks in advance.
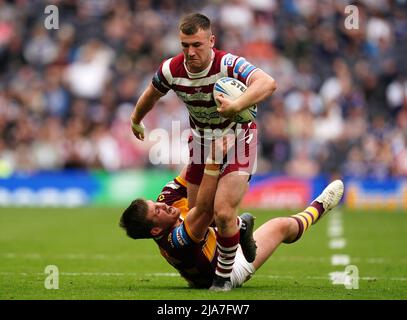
[214,207,236,230]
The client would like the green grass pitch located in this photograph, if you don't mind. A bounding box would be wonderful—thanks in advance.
[1,206,406,300]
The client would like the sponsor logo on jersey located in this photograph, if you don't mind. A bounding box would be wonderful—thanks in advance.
[176,91,212,102]
[239,62,251,74]
[175,228,187,247]
[224,54,237,66]
[190,110,221,121]
[234,59,256,78]
[234,59,245,74]
[240,64,256,78]
[171,224,191,249]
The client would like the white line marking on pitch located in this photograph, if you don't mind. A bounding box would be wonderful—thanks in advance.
[1,272,406,282]
[329,238,346,249]
[0,253,156,260]
[327,210,353,286]
[327,222,343,237]
[1,253,402,264]
[331,254,351,266]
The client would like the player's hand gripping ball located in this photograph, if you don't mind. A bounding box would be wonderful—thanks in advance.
[213,77,257,123]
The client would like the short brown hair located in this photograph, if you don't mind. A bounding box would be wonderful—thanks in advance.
[119,198,154,239]
[179,13,211,35]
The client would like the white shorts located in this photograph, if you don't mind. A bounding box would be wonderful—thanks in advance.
[230,246,256,288]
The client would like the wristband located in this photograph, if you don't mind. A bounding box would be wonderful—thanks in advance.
[131,121,145,134]
[204,169,220,177]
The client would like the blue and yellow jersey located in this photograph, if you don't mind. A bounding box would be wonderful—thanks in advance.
[154,175,218,288]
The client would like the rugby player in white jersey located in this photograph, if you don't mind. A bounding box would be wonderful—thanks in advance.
[130,13,277,291]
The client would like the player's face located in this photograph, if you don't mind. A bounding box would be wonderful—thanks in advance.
[146,200,181,233]
[180,28,215,73]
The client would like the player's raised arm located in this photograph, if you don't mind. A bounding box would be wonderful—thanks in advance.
[130,82,165,141]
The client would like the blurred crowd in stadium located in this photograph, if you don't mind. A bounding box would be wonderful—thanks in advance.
[1,0,407,178]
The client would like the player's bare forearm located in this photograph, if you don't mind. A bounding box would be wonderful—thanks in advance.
[186,163,220,240]
[235,70,277,112]
[195,163,220,216]
[131,83,164,124]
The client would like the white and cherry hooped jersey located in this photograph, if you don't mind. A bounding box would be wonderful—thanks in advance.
[151,48,259,134]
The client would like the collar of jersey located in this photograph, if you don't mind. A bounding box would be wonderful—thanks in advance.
[184,49,215,79]
[153,216,184,241]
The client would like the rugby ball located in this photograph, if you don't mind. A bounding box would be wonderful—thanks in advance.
[213,77,257,123]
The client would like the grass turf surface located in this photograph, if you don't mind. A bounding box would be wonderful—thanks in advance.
[0,206,406,300]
